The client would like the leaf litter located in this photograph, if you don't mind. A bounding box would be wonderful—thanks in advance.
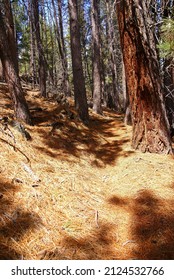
[0,84,174,260]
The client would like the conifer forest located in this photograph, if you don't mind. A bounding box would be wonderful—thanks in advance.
[0,0,174,260]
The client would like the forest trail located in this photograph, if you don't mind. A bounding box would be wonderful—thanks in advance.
[0,83,174,260]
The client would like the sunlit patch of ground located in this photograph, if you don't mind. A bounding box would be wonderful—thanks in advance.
[0,83,174,259]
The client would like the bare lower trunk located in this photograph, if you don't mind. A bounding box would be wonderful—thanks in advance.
[32,0,47,97]
[57,0,71,97]
[1,57,31,124]
[117,0,172,154]
[0,2,32,124]
[69,0,89,123]
[52,0,71,97]
[164,59,174,129]
[106,0,120,111]
[91,0,102,114]
[29,1,37,88]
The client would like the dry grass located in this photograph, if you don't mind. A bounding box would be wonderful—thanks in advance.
[0,82,174,260]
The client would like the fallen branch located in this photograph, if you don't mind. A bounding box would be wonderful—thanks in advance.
[0,123,16,147]
[0,137,30,163]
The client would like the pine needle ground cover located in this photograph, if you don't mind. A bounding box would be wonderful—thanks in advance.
[0,84,174,260]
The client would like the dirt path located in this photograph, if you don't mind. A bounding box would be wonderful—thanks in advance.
[0,86,174,259]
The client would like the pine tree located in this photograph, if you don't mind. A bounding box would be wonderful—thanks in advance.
[116,0,172,154]
[0,0,31,124]
[68,0,89,123]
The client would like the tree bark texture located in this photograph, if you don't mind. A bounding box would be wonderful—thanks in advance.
[91,0,102,114]
[106,0,120,110]
[57,0,71,96]
[116,0,172,154]
[31,0,47,98]
[0,1,32,124]
[68,0,89,123]
[28,0,37,88]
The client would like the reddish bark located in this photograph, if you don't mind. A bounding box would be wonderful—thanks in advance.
[0,1,32,124]
[116,0,172,154]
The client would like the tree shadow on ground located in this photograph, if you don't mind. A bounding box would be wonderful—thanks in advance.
[34,187,174,260]
[0,87,134,167]
[0,177,42,259]
[28,100,134,167]
[108,189,174,259]
[39,223,120,260]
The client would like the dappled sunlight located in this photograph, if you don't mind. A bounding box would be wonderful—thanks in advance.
[28,96,133,166]
[39,223,119,260]
[0,85,174,260]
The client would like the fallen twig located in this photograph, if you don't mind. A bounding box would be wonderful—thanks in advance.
[95,210,99,228]
[21,162,41,182]
[0,137,30,163]
[122,240,136,246]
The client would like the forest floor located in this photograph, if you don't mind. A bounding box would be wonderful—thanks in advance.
[0,82,174,260]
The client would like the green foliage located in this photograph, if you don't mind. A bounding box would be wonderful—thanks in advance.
[158,18,174,59]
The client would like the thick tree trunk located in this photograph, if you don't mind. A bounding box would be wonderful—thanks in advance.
[116,0,172,154]
[68,0,89,123]
[0,2,31,124]
[91,0,102,114]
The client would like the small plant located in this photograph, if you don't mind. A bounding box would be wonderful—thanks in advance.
[158,18,174,60]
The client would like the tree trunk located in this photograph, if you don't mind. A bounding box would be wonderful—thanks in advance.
[0,1,32,124]
[28,0,37,88]
[164,58,174,129]
[57,0,71,96]
[162,0,174,130]
[52,0,71,96]
[68,0,89,123]
[79,0,92,94]
[106,0,120,110]
[31,0,47,98]
[116,0,172,154]
[91,0,102,114]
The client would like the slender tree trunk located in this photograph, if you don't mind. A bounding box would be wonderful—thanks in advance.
[106,0,120,110]
[91,0,102,114]
[0,2,31,124]
[162,0,174,129]
[164,58,174,129]
[57,0,71,96]
[28,0,37,88]
[121,59,132,124]
[52,0,71,96]
[116,0,172,154]
[68,0,89,123]
[31,0,47,97]
[79,0,92,93]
